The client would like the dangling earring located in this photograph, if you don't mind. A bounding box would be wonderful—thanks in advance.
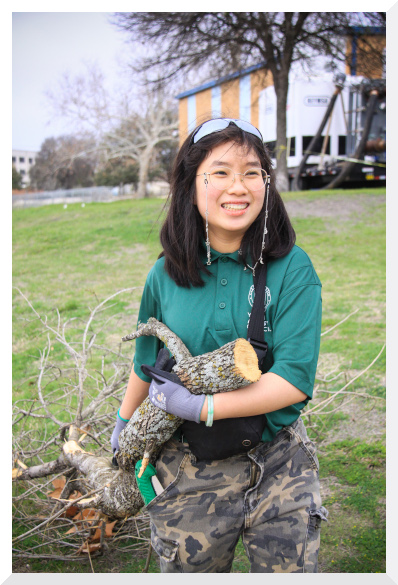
[243,175,270,276]
[204,175,211,266]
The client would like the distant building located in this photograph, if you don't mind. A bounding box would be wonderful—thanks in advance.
[176,62,272,145]
[345,26,386,78]
[12,149,38,187]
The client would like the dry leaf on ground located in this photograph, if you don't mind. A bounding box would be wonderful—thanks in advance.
[77,541,102,555]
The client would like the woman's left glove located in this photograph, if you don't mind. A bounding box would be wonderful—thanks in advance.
[142,349,205,423]
[111,411,129,454]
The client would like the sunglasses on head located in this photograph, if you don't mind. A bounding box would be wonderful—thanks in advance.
[191,118,264,145]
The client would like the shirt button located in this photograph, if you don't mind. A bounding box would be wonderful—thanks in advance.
[220,278,228,286]
[219,302,226,309]
[221,257,228,263]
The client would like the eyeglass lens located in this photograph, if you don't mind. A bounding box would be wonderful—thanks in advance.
[208,168,266,191]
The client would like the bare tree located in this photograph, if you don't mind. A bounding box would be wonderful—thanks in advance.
[12,165,24,190]
[113,12,386,191]
[46,64,178,198]
[29,135,98,191]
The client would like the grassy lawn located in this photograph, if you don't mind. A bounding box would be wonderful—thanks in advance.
[12,187,386,573]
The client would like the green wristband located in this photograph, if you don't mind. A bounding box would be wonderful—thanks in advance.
[205,395,214,427]
[117,408,130,423]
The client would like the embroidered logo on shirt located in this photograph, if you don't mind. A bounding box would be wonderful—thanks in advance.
[247,285,272,332]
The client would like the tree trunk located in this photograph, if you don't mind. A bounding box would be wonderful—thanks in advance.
[136,146,152,199]
[274,71,290,193]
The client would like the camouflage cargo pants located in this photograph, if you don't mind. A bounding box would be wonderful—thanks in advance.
[145,417,328,573]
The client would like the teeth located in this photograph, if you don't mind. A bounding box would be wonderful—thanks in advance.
[222,203,248,210]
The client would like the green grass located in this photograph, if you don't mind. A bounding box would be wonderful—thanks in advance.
[12,189,386,393]
[12,188,386,572]
[317,440,386,573]
[281,186,385,202]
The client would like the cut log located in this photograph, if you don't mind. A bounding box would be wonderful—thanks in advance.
[62,433,143,518]
[122,318,261,392]
[118,319,261,474]
[117,398,182,473]
[173,338,261,393]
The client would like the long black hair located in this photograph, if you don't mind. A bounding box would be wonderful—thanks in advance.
[159,121,296,287]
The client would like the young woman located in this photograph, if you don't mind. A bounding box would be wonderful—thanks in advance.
[111,118,327,573]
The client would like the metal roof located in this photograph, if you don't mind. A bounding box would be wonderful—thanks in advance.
[348,25,386,35]
[175,61,268,99]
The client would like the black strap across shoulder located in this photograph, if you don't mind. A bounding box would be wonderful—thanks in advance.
[179,261,269,461]
[248,262,268,368]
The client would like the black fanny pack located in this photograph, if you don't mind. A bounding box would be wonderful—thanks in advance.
[180,415,266,461]
[180,262,269,461]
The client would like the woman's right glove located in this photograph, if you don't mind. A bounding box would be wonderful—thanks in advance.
[111,410,129,454]
[142,348,206,424]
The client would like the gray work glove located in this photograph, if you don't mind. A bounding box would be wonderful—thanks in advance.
[111,411,129,454]
[142,348,206,424]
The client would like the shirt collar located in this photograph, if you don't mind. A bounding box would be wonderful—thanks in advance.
[200,240,241,264]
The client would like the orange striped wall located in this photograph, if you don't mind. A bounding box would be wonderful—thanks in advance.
[345,35,386,78]
[251,69,273,128]
[178,67,271,141]
[179,98,189,146]
[195,88,212,126]
[221,78,240,118]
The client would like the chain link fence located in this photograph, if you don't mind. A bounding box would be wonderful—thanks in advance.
[12,182,169,208]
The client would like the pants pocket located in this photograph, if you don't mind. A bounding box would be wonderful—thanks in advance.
[300,437,319,471]
[151,526,183,572]
[303,506,329,572]
[288,418,319,471]
[144,450,189,512]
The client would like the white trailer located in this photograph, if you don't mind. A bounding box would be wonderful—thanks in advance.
[258,72,386,190]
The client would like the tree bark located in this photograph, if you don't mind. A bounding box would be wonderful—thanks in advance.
[12,456,70,481]
[273,69,290,193]
[62,434,143,519]
[122,318,261,393]
[136,146,152,199]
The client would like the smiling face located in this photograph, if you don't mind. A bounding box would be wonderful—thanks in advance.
[195,141,266,252]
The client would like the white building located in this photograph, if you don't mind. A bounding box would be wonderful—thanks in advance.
[12,149,38,187]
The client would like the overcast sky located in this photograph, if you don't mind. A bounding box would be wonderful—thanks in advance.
[11,8,394,155]
[12,12,132,152]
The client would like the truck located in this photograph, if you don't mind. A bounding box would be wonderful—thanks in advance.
[258,72,386,190]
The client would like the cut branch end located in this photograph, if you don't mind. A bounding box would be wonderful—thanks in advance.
[233,338,262,383]
[137,458,149,478]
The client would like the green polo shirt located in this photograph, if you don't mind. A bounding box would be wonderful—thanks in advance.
[133,244,322,443]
